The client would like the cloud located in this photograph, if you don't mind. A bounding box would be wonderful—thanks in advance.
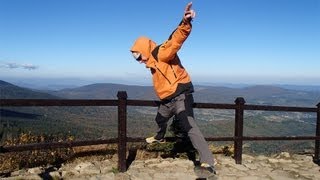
[22,64,38,70]
[0,61,38,70]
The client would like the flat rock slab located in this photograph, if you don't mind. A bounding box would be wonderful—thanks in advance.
[3,153,320,180]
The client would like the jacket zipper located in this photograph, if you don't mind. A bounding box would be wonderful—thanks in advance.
[155,65,172,85]
[170,65,177,78]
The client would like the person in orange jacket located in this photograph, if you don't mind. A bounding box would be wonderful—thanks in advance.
[130,2,216,176]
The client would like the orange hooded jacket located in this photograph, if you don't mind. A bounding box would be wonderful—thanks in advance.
[131,20,194,101]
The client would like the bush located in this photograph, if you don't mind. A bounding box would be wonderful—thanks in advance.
[0,132,75,173]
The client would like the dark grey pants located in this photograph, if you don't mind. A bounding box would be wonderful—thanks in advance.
[154,93,215,166]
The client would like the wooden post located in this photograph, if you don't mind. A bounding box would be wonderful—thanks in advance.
[315,103,320,163]
[234,97,245,164]
[117,91,127,172]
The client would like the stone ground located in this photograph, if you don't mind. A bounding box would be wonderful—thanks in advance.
[2,152,320,180]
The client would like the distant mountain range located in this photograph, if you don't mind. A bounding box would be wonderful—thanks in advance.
[1,79,320,106]
[0,80,59,99]
[50,83,157,100]
[2,77,320,92]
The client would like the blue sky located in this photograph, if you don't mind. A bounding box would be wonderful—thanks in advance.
[0,0,319,86]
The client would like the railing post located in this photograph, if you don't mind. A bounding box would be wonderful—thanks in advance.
[117,91,127,172]
[234,97,245,164]
[314,103,320,163]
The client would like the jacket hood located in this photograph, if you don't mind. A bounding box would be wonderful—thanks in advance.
[130,36,157,61]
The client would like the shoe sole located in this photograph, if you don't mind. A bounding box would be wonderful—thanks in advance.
[194,166,217,179]
[146,140,166,144]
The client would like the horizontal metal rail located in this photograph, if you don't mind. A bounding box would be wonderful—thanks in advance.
[1,99,317,112]
[244,104,317,112]
[0,99,118,106]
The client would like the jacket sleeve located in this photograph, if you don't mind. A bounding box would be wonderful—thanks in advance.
[157,20,192,62]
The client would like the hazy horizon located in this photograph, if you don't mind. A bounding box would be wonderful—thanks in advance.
[2,76,320,92]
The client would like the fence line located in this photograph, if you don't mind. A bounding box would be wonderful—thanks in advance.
[1,91,319,172]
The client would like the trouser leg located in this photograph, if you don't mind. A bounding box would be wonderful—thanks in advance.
[187,116,214,165]
[174,93,215,166]
[154,112,169,140]
[155,104,172,140]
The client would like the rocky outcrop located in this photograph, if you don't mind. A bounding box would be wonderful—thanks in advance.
[2,152,320,179]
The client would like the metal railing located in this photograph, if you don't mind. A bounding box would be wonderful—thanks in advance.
[1,91,320,172]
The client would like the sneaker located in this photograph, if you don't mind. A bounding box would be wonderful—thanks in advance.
[201,163,216,174]
[146,136,165,144]
[194,163,216,179]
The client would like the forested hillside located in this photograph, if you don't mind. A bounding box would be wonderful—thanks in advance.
[0,80,59,99]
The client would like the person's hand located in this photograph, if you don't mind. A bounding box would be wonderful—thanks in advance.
[184,2,196,22]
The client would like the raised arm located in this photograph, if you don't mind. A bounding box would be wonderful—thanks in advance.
[156,2,196,62]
